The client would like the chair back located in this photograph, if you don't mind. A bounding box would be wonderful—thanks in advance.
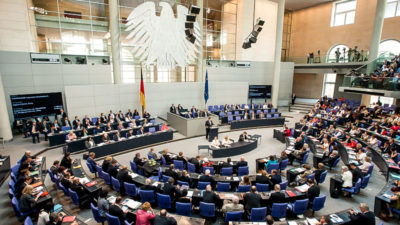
[302,152,309,164]
[111,177,121,192]
[279,180,288,190]
[307,173,315,181]
[156,193,172,209]
[149,127,156,133]
[354,178,362,194]
[134,116,140,120]
[10,172,16,182]
[235,116,241,120]
[198,181,210,190]
[96,165,103,178]
[105,213,121,225]
[318,170,328,184]
[24,216,34,225]
[130,161,137,173]
[202,166,214,175]
[91,203,106,223]
[271,203,288,218]
[147,154,153,160]
[271,108,275,113]
[86,160,96,174]
[48,169,56,183]
[59,183,69,196]
[162,175,171,183]
[124,182,137,197]
[177,180,189,187]
[255,183,269,192]
[221,167,233,176]
[312,195,326,212]
[217,182,230,192]
[200,202,215,218]
[367,163,374,175]
[332,156,341,168]
[279,159,289,171]
[101,171,111,185]
[176,202,192,216]
[267,163,279,174]
[292,199,309,214]
[139,190,155,203]
[9,180,15,192]
[227,115,233,123]
[361,174,371,189]
[11,164,19,176]
[238,166,249,176]
[225,211,243,222]
[174,160,184,170]
[237,185,251,193]
[68,188,80,205]
[161,156,167,166]
[187,162,196,173]
[11,197,21,216]
[250,207,267,222]
[8,188,14,199]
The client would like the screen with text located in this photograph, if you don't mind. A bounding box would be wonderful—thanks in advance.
[10,92,63,119]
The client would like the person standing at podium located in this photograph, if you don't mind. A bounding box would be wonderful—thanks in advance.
[205,117,214,139]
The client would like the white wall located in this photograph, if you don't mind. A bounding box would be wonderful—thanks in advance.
[207,61,294,105]
[236,0,278,62]
[64,82,249,119]
[0,51,112,122]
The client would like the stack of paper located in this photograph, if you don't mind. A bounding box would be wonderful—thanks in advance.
[187,191,193,197]
[123,199,142,209]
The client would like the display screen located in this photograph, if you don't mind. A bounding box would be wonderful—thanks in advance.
[248,85,272,99]
[10,92,64,119]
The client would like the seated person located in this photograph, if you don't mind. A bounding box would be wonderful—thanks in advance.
[162,149,173,165]
[116,165,134,193]
[67,130,77,141]
[221,195,244,216]
[238,131,249,142]
[109,196,130,223]
[270,169,282,186]
[324,150,340,168]
[107,159,119,178]
[126,129,134,138]
[164,164,178,181]
[265,155,277,171]
[359,157,372,174]
[202,184,219,203]
[176,152,187,164]
[94,125,103,134]
[137,126,146,135]
[239,175,251,186]
[102,156,112,172]
[161,122,169,131]
[269,184,285,207]
[288,146,308,165]
[141,178,157,191]
[71,178,90,206]
[297,164,312,185]
[162,177,181,201]
[221,157,233,168]
[243,186,261,214]
[148,148,158,160]
[350,163,363,185]
[117,122,124,131]
[60,152,73,169]
[306,178,320,208]
[210,136,220,148]
[85,136,96,149]
[342,166,353,197]
[154,209,177,225]
[134,153,145,167]
[237,156,248,168]
[104,122,112,132]
[199,169,215,189]
[102,133,110,144]
[283,126,291,137]
[221,136,232,146]
[348,203,375,225]
[313,163,326,182]
[255,170,273,186]
[19,185,40,215]
[177,170,191,186]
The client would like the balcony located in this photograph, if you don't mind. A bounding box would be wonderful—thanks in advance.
[338,76,400,98]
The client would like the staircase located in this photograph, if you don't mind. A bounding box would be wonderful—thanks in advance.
[289,103,314,114]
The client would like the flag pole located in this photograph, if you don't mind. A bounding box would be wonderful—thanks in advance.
[140,64,145,117]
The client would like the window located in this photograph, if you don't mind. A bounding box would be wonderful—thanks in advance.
[326,44,349,63]
[385,0,400,18]
[379,39,400,57]
[370,96,395,107]
[331,0,357,27]
[322,73,337,98]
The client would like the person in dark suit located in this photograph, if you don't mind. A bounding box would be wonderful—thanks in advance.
[126,109,133,119]
[15,176,32,199]
[202,185,219,203]
[238,132,249,142]
[291,93,296,105]
[19,185,40,214]
[117,110,125,121]
[31,121,40,143]
[306,179,320,207]
[313,163,326,182]
[170,104,177,114]
[85,137,96,149]
[199,169,216,189]
[61,173,73,190]
[350,163,363,185]
[164,164,178,182]
[325,150,340,168]
[137,127,145,135]
[243,186,261,214]
[60,152,72,169]
[349,203,375,225]
[270,169,282,185]
[107,159,119,178]
[108,110,116,123]
[255,170,273,186]
[99,113,107,124]
[163,177,181,201]
[82,115,92,128]
[269,184,285,207]
[102,156,112,173]
[109,196,128,223]
[117,165,134,193]
[134,153,145,167]
[237,156,248,168]
[71,178,90,206]
[178,170,191,186]
[72,116,80,128]
[190,106,197,114]
[176,152,187,164]
[221,157,233,168]
[189,156,201,173]
[154,209,177,225]
[162,149,173,165]
[62,117,72,128]
[176,189,191,203]
[93,125,103,135]
[141,178,157,191]
[87,152,98,170]
[267,102,273,108]
[58,108,67,120]
[177,104,183,112]
[40,120,51,141]
[143,111,151,120]
[205,117,214,139]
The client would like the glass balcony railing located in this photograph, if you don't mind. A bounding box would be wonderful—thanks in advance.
[342,75,400,91]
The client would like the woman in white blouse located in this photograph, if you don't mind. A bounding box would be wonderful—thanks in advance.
[222,136,232,146]
[210,136,220,148]
[359,156,372,174]
[369,135,378,146]
[342,166,353,196]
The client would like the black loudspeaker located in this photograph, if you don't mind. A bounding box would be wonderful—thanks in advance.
[190,5,200,14]
[76,57,86,64]
[257,26,263,32]
[64,58,71,63]
[186,15,196,22]
[251,31,259,37]
[185,29,193,36]
[242,42,251,49]
[186,35,196,44]
[249,36,257,43]
[185,22,194,28]
[257,19,265,26]
[102,58,108,64]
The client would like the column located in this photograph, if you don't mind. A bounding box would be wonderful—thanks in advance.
[196,0,204,83]
[109,0,122,84]
[271,0,285,107]
[366,0,386,74]
[0,73,13,141]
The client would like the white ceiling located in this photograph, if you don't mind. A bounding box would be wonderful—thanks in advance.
[270,0,335,11]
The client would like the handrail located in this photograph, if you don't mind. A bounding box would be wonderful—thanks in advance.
[344,51,390,76]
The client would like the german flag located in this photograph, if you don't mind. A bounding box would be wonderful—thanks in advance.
[140,66,146,111]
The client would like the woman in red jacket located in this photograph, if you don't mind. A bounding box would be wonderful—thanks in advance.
[136,202,155,225]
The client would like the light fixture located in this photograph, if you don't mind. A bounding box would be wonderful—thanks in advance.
[190,5,200,15]
[242,17,265,49]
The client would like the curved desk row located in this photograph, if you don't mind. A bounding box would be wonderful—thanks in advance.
[71,159,102,196]
[230,117,285,129]
[209,140,258,158]
[66,124,161,153]
[48,118,155,146]
[88,130,173,159]
[0,156,10,186]
[220,112,281,124]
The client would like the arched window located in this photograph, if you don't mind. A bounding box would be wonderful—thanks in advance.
[326,44,349,63]
[379,39,400,58]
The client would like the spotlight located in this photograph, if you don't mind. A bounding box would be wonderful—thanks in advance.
[186,35,196,44]
[102,58,108,64]
[251,31,259,37]
[242,42,251,49]
[185,29,193,36]
[76,57,86,64]
[256,26,263,32]
[257,19,265,26]
[190,5,200,15]
[249,36,257,43]
[185,22,194,29]
[186,15,196,22]
[64,58,71,63]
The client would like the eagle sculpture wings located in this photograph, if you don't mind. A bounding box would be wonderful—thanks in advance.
[125,1,201,69]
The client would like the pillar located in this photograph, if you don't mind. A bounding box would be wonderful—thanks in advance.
[366,0,386,74]
[0,73,13,141]
[109,0,122,84]
[196,0,204,83]
[271,0,285,107]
